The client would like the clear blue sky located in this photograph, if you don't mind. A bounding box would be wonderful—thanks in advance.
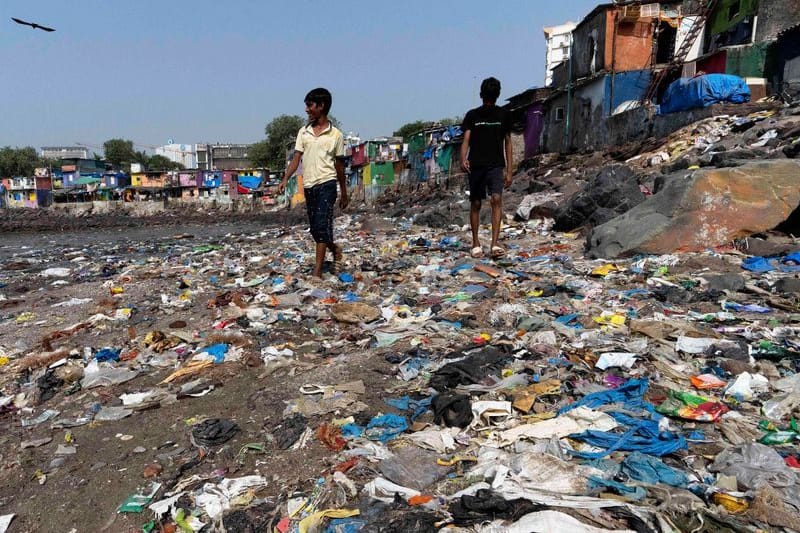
[2,0,597,151]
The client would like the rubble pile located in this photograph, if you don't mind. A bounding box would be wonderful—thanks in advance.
[2,191,800,532]
[1,102,800,532]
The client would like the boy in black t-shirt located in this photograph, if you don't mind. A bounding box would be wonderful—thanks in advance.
[460,77,513,259]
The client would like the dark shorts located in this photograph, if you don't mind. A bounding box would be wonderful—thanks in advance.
[468,166,504,202]
[305,180,337,243]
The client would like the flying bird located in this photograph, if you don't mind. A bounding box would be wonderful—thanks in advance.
[11,17,55,32]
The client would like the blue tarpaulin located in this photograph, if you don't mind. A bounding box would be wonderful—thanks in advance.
[660,74,750,114]
[237,175,262,190]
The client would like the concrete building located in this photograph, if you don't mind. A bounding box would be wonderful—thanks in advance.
[544,22,577,87]
[195,144,252,170]
[685,0,800,99]
[154,143,197,169]
[542,1,685,153]
[40,146,89,160]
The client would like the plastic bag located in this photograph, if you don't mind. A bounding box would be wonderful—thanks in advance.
[709,442,797,490]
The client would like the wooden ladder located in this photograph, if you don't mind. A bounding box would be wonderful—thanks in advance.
[641,0,718,104]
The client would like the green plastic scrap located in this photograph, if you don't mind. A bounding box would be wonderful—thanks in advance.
[117,482,161,514]
[175,508,194,533]
[142,521,155,533]
[236,442,266,464]
[759,419,800,445]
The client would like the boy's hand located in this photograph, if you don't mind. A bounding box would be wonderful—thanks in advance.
[461,160,471,173]
[504,170,513,188]
[339,191,349,210]
[277,178,287,194]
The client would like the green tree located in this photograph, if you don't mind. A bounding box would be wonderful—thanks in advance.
[393,120,430,140]
[147,154,183,171]
[102,139,135,166]
[248,139,271,168]
[439,116,462,127]
[393,117,462,140]
[0,146,41,177]
[263,114,304,170]
[132,150,149,168]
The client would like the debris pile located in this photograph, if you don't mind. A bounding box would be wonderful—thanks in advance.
[1,101,800,532]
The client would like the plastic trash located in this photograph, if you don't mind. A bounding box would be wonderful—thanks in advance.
[379,446,450,491]
[190,418,240,448]
[0,515,14,533]
[709,442,797,490]
[118,482,162,513]
[595,352,637,370]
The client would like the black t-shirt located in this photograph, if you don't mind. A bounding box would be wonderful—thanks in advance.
[461,105,511,167]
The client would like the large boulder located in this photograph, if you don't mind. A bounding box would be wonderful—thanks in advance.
[587,160,800,258]
[554,165,644,231]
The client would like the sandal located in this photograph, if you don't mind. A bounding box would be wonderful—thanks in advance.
[470,246,484,258]
[490,246,506,259]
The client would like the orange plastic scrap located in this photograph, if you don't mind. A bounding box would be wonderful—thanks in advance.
[473,263,503,278]
[316,423,347,451]
[690,374,727,390]
[160,360,214,384]
[408,495,434,506]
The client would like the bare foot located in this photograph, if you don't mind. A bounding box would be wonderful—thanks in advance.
[311,269,323,279]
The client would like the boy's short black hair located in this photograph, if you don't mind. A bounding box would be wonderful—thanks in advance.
[480,77,501,101]
[305,88,332,114]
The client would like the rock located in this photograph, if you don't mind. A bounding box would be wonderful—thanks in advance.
[703,274,746,292]
[554,165,644,231]
[587,160,800,258]
[784,142,800,159]
[515,192,562,220]
[742,238,798,257]
[774,278,800,294]
[20,437,52,449]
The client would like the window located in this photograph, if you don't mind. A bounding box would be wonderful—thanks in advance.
[555,107,565,122]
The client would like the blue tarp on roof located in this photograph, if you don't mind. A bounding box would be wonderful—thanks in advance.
[237,175,262,190]
[659,74,751,114]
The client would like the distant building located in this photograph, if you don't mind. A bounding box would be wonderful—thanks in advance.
[155,143,197,169]
[544,22,577,86]
[40,146,89,160]
[195,143,252,170]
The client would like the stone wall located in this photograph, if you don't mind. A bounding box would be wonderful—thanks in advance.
[755,0,800,42]
[544,102,715,154]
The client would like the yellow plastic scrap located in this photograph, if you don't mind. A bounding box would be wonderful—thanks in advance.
[298,509,360,533]
[593,312,627,326]
[160,360,214,384]
[592,264,624,277]
[16,312,36,323]
[712,492,749,513]
[0,356,9,367]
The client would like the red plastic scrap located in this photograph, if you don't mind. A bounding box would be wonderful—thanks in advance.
[331,457,358,474]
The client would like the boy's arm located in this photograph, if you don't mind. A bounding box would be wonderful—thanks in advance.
[460,130,471,172]
[278,151,302,193]
[335,158,348,209]
[504,133,513,187]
